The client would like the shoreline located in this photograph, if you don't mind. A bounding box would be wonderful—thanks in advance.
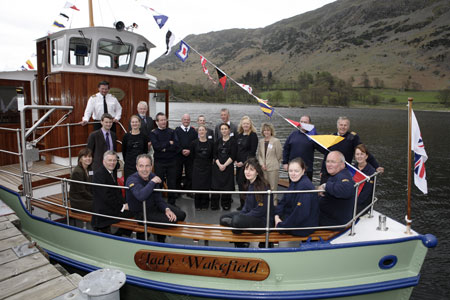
[159,100,450,113]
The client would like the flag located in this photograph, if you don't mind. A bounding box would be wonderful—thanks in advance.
[308,135,344,149]
[411,110,428,194]
[238,83,253,95]
[164,30,175,55]
[200,56,216,83]
[285,118,316,134]
[346,164,368,195]
[64,1,80,11]
[20,65,27,71]
[217,69,227,90]
[175,41,190,62]
[53,21,65,28]
[257,98,274,118]
[60,13,69,21]
[26,60,34,70]
[153,15,168,29]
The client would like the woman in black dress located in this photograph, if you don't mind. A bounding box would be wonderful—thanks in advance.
[211,123,236,210]
[235,116,258,210]
[69,148,93,211]
[122,115,149,183]
[191,125,214,210]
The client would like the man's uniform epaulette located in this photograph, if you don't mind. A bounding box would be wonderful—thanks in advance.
[350,131,357,135]
[91,94,96,98]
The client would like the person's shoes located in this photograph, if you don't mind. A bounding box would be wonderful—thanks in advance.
[222,206,231,211]
[202,207,208,211]
[236,205,243,211]
[258,242,274,248]
[235,242,250,248]
[195,207,201,211]
[211,206,219,211]
[155,234,166,243]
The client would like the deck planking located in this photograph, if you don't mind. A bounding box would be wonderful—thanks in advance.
[0,208,81,300]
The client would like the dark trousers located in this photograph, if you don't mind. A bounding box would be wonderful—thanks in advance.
[134,204,186,241]
[219,211,265,234]
[175,156,193,192]
[154,160,178,204]
[194,193,210,209]
[211,192,231,210]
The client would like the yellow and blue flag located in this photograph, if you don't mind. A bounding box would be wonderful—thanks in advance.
[257,98,274,118]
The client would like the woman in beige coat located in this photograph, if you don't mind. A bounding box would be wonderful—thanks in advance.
[257,123,282,204]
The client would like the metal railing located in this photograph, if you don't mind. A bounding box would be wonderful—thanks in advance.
[26,169,380,246]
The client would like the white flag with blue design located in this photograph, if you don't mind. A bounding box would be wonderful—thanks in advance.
[411,110,428,194]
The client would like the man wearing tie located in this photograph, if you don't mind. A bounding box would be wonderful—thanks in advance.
[131,101,154,137]
[175,114,197,196]
[81,81,122,132]
[87,113,117,171]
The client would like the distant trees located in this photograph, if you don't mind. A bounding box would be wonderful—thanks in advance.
[436,89,450,107]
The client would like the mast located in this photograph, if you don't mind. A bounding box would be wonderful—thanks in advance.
[89,0,94,27]
[406,97,413,234]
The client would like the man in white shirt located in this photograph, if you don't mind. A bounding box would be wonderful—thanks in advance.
[81,81,122,132]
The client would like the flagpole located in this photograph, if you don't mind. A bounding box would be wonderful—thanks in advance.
[88,0,94,27]
[406,97,413,234]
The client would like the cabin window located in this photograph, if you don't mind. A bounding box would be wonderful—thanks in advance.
[51,38,64,66]
[97,39,133,71]
[133,45,148,74]
[0,86,20,123]
[68,37,92,66]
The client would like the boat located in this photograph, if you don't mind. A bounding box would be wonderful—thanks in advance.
[0,4,437,300]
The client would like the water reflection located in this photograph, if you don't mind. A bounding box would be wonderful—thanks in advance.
[157,102,449,300]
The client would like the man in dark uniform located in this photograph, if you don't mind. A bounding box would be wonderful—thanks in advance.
[87,113,116,171]
[126,154,186,242]
[320,116,384,183]
[149,112,180,205]
[175,114,197,196]
[283,115,322,180]
[318,151,355,228]
[92,150,133,234]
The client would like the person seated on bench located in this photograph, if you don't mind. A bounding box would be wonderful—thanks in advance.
[126,153,186,242]
[69,148,94,212]
[92,150,133,236]
[274,158,319,237]
[317,151,355,229]
[219,157,274,248]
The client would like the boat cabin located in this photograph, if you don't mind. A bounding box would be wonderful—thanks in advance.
[0,26,167,166]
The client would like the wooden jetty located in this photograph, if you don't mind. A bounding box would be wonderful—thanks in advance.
[0,203,81,300]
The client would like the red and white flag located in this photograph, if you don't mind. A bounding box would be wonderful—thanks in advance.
[64,1,80,11]
[200,56,216,84]
[411,110,428,194]
[238,83,253,95]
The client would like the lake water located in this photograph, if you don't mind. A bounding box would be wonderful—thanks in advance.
[154,101,450,300]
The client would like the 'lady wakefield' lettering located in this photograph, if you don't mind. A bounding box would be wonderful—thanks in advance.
[134,250,270,281]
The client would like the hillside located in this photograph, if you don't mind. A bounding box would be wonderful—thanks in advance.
[148,0,450,90]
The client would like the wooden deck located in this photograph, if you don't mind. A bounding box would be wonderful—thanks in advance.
[0,207,81,300]
[0,161,71,192]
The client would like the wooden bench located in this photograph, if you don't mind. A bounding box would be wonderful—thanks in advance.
[30,194,343,245]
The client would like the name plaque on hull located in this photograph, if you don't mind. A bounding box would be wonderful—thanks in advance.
[134,250,270,281]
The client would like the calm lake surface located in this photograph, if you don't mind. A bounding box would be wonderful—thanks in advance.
[153,102,449,300]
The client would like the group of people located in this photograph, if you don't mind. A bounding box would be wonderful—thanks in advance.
[68,80,382,244]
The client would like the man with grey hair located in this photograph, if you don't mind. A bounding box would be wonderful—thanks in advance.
[175,114,197,196]
[214,108,237,140]
[318,151,355,227]
[320,116,383,184]
[197,115,214,141]
[130,101,154,137]
[92,150,132,234]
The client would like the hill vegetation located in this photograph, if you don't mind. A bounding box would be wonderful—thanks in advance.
[150,0,450,109]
